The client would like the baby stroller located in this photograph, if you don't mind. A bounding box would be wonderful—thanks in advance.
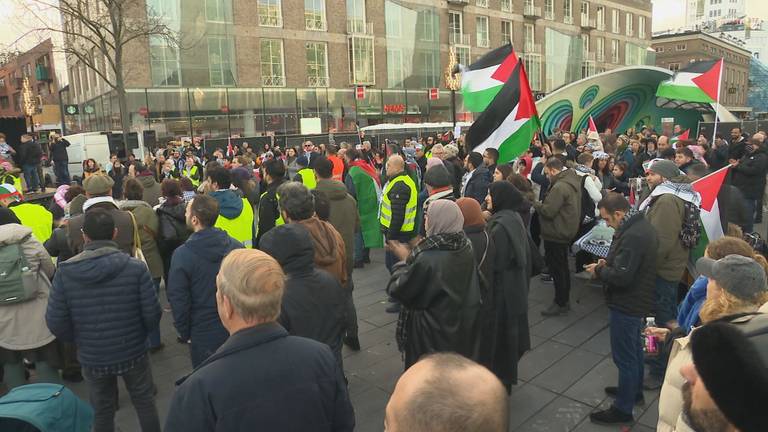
[0,383,92,432]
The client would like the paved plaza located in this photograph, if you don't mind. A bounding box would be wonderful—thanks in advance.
[64,249,661,432]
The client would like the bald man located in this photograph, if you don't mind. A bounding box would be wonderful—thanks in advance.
[657,135,670,152]
[381,154,418,313]
[385,353,508,432]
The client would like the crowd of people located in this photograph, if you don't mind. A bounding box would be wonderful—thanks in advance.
[0,124,766,432]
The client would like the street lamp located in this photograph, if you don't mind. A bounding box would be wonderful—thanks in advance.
[22,77,37,133]
[444,46,461,130]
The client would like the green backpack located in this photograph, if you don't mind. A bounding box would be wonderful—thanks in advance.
[0,237,37,305]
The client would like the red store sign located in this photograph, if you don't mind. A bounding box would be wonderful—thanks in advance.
[383,104,406,114]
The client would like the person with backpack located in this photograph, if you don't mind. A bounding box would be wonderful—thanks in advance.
[156,179,190,284]
[572,152,603,280]
[0,208,59,389]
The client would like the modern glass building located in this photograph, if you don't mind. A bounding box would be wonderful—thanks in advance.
[62,0,654,142]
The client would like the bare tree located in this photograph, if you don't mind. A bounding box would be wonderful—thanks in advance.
[18,0,179,154]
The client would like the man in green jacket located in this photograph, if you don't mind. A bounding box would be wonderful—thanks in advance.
[533,158,582,317]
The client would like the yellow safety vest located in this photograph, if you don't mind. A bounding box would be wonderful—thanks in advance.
[215,198,254,248]
[11,203,53,243]
[255,190,284,236]
[184,165,200,187]
[297,168,317,190]
[379,174,417,232]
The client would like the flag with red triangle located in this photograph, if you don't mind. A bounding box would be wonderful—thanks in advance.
[466,59,541,163]
[459,44,518,113]
[671,129,690,146]
[690,166,730,260]
[656,59,723,111]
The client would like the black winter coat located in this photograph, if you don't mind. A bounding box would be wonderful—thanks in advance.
[463,165,491,204]
[259,224,347,365]
[44,226,75,262]
[164,323,355,432]
[46,240,161,367]
[388,235,482,368]
[731,147,768,200]
[256,179,285,247]
[382,172,415,242]
[595,212,658,317]
[49,138,70,162]
[19,140,42,165]
[463,224,496,369]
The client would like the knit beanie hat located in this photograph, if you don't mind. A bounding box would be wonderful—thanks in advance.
[424,165,452,188]
[647,159,682,180]
[690,322,768,432]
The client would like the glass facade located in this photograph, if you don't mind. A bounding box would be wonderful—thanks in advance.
[545,28,582,92]
[384,1,440,89]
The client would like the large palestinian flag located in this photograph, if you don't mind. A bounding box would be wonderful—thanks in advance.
[670,129,690,147]
[459,44,518,113]
[466,60,541,163]
[690,166,730,261]
[656,59,723,111]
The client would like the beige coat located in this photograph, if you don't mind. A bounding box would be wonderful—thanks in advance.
[0,224,56,351]
[656,302,768,431]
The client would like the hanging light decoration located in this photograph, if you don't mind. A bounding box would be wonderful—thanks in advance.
[444,46,461,91]
[22,77,37,118]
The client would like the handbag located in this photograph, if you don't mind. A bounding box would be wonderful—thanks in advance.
[527,232,544,277]
[128,212,149,268]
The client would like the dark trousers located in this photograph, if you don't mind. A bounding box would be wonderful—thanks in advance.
[82,355,161,432]
[354,231,370,265]
[22,163,40,191]
[543,240,571,307]
[743,197,757,233]
[609,308,644,415]
[344,271,358,337]
[147,278,162,349]
[53,160,70,186]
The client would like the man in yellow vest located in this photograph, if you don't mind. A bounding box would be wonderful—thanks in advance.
[0,183,53,243]
[183,154,203,188]
[205,167,254,248]
[293,155,317,189]
[255,159,286,247]
[379,155,417,314]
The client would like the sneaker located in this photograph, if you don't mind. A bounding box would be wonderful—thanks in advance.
[343,335,361,351]
[574,271,593,280]
[540,273,553,283]
[604,386,645,405]
[643,374,663,390]
[386,303,401,313]
[540,302,570,316]
[589,406,634,425]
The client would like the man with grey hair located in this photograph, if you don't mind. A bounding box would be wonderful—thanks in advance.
[385,353,508,432]
[164,249,355,432]
[277,181,347,287]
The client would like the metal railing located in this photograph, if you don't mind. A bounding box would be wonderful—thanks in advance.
[305,16,327,31]
[523,43,542,54]
[596,51,605,62]
[308,76,329,87]
[449,33,471,46]
[501,0,512,11]
[258,14,282,27]
[564,15,574,24]
[524,4,542,18]
[580,15,596,29]
[583,51,596,61]
[477,35,489,47]
[262,75,286,87]
[347,20,374,35]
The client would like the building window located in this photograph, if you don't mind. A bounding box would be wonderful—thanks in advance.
[150,36,181,86]
[346,0,366,33]
[421,51,439,88]
[306,42,328,87]
[612,9,619,33]
[0,96,8,110]
[655,45,664,53]
[580,2,589,21]
[348,35,375,84]
[418,9,437,42]
[476,0,488,8]
[260,39,285,86]
[12,93,20,112]
[676,43,687,51]
[638,16,646,39]
[669,62,680,71]
[524,23,535,51]
[501,20,512,45]
[596,36,604,62]
[387,48,405,88]
[564,0,573,24]
[524,55,541,90]
[476,16,489,47]
[582,34,590,55]
[625,12,633,36]
[544,0,553,19]
[611,39,619,63]
[258,0,283,27]
[501,0,512,12]
[449,11,464,45]
[208,37,236,86]
[455,46,470,66]
[305,0,326,31]
[596,6,604,30]
[205,0,232,22]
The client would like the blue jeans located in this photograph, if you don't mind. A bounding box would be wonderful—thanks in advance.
[53,160,70,186]
[609,308,644,415]
[742,197,757,234]
[22,163,40,191]
[147,278,162,349]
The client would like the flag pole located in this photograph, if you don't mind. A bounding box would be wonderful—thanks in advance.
[710,58,723,147]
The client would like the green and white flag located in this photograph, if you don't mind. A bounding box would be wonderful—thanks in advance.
[656,59,723,111]
[459,44,518,113]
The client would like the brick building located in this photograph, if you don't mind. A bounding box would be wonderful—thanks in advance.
[0,39,62,132]
[63,0,653,139]
[652,30,752,113]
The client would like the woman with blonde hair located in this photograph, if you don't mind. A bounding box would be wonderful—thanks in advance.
[655,236,768,431]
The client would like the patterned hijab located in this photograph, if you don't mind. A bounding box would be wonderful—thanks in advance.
[426,200,464,237]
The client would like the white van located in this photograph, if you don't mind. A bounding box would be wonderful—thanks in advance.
[62,132,146,179]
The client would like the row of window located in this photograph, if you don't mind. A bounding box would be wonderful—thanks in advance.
[656,42,750,66]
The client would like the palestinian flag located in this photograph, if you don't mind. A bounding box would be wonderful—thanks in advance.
[690,166,730,261]
[466,60,541,163]
[656,59,723,111]
[459,44,518,113]
[670,129,690,147]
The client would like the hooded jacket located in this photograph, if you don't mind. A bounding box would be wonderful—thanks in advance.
[120,200,164,279]
[644,175,693,281]
[167,228,242,345]
[295,217,348,288]
[314,179,358,277]
[533,169,582,244]
[731,146,768,200]
[259,224,346,364]
[46,240,161,367]
[137,172,162,207]
[0,224,56,351]
[210,189,244,219]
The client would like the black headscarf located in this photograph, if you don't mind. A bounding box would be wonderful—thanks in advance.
[489,180,524,213]
[0,207,21,226]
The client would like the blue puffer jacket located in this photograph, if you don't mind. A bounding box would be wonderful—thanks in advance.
[46,240,161,368]
[677,275,708,334]
[167,227,242,342]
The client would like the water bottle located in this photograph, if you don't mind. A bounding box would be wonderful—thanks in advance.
[644,317,659,355]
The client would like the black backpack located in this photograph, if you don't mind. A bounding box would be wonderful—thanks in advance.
[579,175,596,226]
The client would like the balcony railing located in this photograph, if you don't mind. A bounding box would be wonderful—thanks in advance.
[544,9,554,20]
[258,14,282,27]
[477,36,489,48]
[524,4,542,18]
[580,15,596,29]
[305,17,327,31]
[262,75,286,87]
[476,0,488,7]
[347,20,374,35]
[308,76,329,87]
[501,0,512,12]
[523,43,542,54]
[449,33,471,46]
[447,0,469,5]
[596,51,605,62]
[563,15,574,24]
[583,51,596,61]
